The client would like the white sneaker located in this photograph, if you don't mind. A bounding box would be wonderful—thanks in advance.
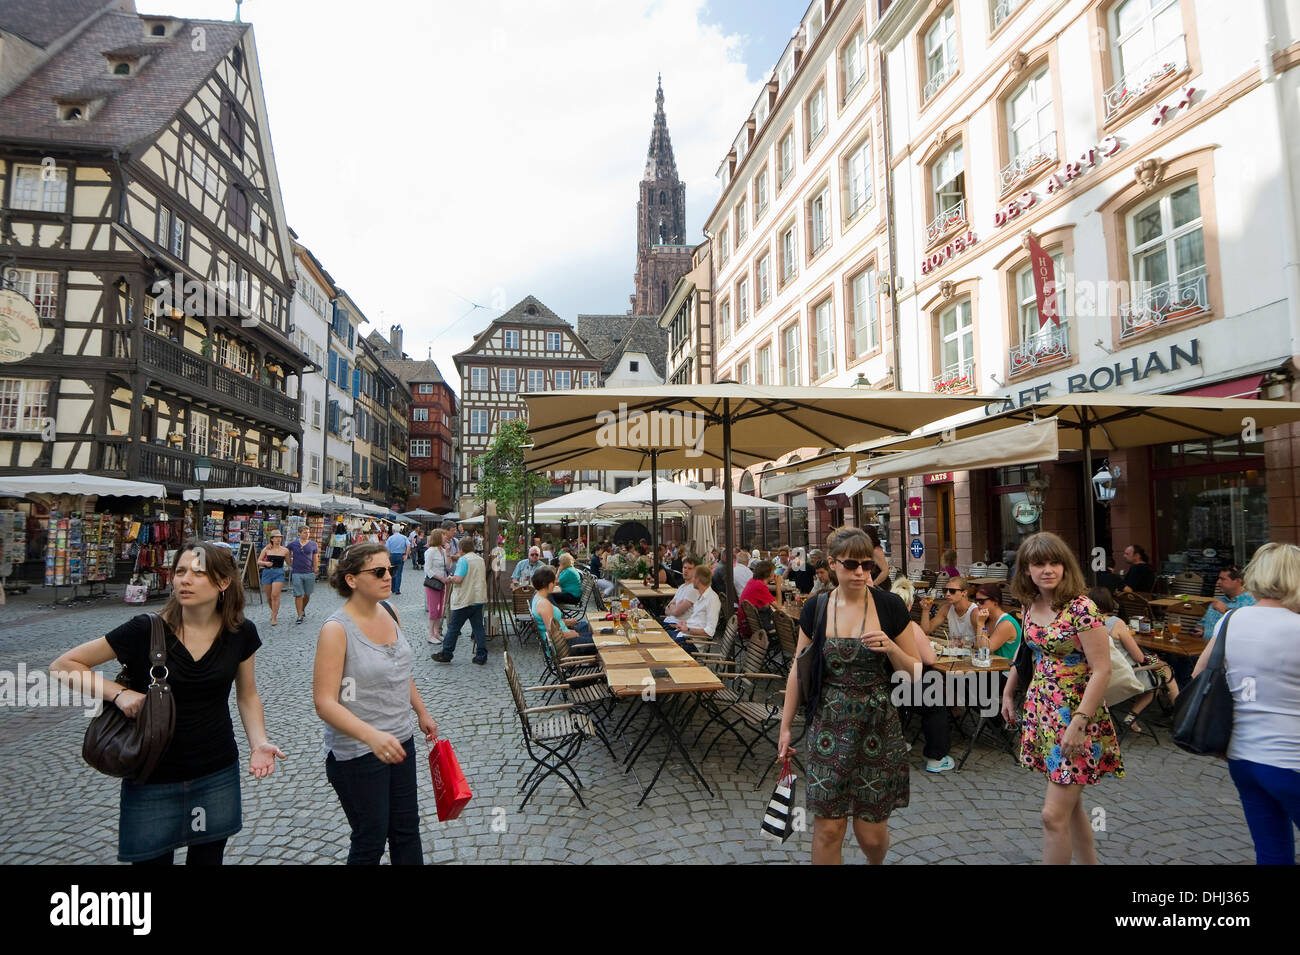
[925,756,955,774]
[427,636,442,645]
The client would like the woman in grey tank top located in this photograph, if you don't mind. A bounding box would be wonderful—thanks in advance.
[313,542,439,865]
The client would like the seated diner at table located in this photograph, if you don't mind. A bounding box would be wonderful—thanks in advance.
[739,560,778,639]
[667,564,720,653]
[973,582,1022,661]
[662,555,700,627]
[919,577,977,643]
[1089,587,1178,735]
[530,567,592,651]
[1195,566,1256,635]
[549,552,583,606]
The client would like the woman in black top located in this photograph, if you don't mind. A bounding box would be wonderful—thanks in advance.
[52,541,285,864]
[777,527,920,864]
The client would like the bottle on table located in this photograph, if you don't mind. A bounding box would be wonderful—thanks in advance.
[973,626,991,668]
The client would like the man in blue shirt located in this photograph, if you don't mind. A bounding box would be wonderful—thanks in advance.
[1196,566,1256,635]
[385,527,411,595]
[512,546,546,590]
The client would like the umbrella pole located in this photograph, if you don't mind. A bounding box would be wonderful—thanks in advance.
[650,450,659,584]
[723,400,735,611]
[1082,410,1097,585]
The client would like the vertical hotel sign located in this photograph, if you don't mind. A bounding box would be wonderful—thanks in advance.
[0,289,43,363]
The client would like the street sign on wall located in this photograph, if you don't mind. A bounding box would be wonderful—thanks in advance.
[910,538,924,560]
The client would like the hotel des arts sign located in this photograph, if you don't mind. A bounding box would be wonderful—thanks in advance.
[984,338,1202,416]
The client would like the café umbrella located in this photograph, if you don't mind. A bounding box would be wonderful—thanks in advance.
[523,384,990,604]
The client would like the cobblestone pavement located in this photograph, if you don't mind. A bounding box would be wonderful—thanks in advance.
[0,583,1255,864]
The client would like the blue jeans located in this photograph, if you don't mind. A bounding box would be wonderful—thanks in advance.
[1228,758,1300,865]
[325,737,423,865]
[570,618,593,651]
[444,603,487,661]
[388,555,405,594]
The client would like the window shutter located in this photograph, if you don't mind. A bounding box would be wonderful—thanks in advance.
[328,351,337,380]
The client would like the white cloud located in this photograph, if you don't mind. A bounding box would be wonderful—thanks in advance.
[161,0,761,389]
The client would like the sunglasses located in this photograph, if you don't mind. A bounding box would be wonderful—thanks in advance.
[357,566,392,579]
[944,587,965,594]
[834,559,871,571]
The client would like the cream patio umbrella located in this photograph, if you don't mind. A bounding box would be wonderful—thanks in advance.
[523,384,990,605]
[858,393,1300,574]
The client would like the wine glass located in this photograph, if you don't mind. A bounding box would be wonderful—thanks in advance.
[1167,620,1181,643]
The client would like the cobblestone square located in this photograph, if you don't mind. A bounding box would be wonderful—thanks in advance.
[0,585,1255,864]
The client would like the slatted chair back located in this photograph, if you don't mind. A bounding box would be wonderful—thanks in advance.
[1174,571,1205,597]
[1117,591,1151,622]
[504,651,531,731]
[734,631,774,697]
[773,609,798,659]
[512,588,534,615]
[741,601,766,639]
[576,571,599,613]
[1161,603,1204,636]
[987,562,1009,580]
[702,615,741,671]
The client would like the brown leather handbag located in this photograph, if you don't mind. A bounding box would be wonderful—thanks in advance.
[82,613,176,781]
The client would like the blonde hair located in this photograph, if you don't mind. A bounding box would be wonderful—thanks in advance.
[1010,531,1088,611]
[892,578,916,609]
[1242,543,1300,612]
[428,528,443,547]
[558,552,574,570]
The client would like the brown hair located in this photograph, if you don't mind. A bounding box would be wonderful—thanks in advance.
[1088,586,1118,616]
[975,581,1004,605]
[160,541,245,634]
[531,565,557,590]
[460,536,477,554]
[1010,531,1088,611]
[693,564,712,586]
[751,559,774,582]
[827,526,873,563]
[330,542,388,598]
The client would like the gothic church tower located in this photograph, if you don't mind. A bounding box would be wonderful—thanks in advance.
[631,76,691,315]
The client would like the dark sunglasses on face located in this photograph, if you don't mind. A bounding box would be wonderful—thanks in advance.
[834,559,871,571]
[945,587,964,594]
[359,566,391,579]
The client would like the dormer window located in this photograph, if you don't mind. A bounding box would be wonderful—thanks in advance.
[113,62,131,75]
[142,18,177,40]
[55,96,100,122]
[150,24,166,36]
[62,107,84,121]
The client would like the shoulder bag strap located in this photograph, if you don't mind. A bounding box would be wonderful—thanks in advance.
[1208,608,1233,671]
[380,600,399,625]
[147,612,168,673]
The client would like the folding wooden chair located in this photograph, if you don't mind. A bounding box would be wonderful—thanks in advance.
[504,651,596,811]
[512,587,538,647]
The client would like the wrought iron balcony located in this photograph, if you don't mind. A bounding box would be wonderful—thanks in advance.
[125,441,301,493]
[1119,266,1208,339]
[925,198,967,244]
[1000,132,1057,191]
[923,62,955,102]
[139,333,300,429]
[1009,323,1071,373]
[1104,35,1188,121]
[933,358,975,394]
[992,0,1026,30]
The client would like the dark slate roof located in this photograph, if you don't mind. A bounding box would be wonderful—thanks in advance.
[0,8,245,151]
[387,359,448,386]
[0,0,112,49]
[495,294,569,328]
[577,313,668,379]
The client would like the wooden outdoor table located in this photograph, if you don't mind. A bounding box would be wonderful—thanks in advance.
[924,652,1012,770]
[618,579,671,601]
[1132,632,1208,658]
[965,577,1007,586]
[589,611,722,806]
[1148,596,1215,608]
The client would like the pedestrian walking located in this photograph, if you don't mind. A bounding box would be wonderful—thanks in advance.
[329,520,349,579]
[777,527,921,865]
[288,525,320,625]
[409,527,424,569]
[423,529,451,645]
[313,542,438,865]
[51,541,285,865]
[432,536,488,666]
[1001,531,1122,865]
[1192,542,1300,865]
[384,526,411,595]
[257,529,291,627]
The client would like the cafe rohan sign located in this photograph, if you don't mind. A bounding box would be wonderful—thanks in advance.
[983,338,1201,415]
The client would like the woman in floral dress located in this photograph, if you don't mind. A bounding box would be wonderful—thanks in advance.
[778,528,920,865]
[1002,532,1122,864]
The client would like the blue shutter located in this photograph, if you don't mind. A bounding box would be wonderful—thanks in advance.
[328,350,337,380]
[353,368,361,398]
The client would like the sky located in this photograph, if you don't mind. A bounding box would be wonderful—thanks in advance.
[151,0,807,389]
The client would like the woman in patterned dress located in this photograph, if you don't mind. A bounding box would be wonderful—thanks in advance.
[778,528,920,865]
[1001,532,1123,864]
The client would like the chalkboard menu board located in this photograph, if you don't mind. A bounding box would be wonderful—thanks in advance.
[1171,548,1231,595]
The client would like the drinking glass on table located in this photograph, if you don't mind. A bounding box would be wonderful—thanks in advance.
[1167,619,1182,643]
[620,595,629,613]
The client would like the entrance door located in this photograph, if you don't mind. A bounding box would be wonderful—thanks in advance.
[936,485,956,560]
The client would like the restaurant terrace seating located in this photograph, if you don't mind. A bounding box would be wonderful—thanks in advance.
[505,650,598,811]
[512,587,537,647]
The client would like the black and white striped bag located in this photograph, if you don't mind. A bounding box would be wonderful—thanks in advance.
[760,760,798,843]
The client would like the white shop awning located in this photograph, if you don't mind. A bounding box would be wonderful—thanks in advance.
[0,474,166,499]
[855,418,1060,482]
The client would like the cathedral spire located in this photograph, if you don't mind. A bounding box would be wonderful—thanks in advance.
[643,74,678,181]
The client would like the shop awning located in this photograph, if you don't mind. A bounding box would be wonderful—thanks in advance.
[182,485,297,506]
[820,475,871,509]
[1178,374,1264,400]
[856,418,1060,482]
[0,474,166,499]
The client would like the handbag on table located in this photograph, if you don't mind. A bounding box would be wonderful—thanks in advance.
[82,613,176,781]
[1172,609,1237,757]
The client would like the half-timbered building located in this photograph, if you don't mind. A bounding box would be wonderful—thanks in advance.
[453,295,603,500]
[0,2,306,494]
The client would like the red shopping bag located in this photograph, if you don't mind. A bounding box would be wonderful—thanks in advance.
[428,739,472,821]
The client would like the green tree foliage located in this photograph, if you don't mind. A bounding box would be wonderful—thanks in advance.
[474,419,546,558]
